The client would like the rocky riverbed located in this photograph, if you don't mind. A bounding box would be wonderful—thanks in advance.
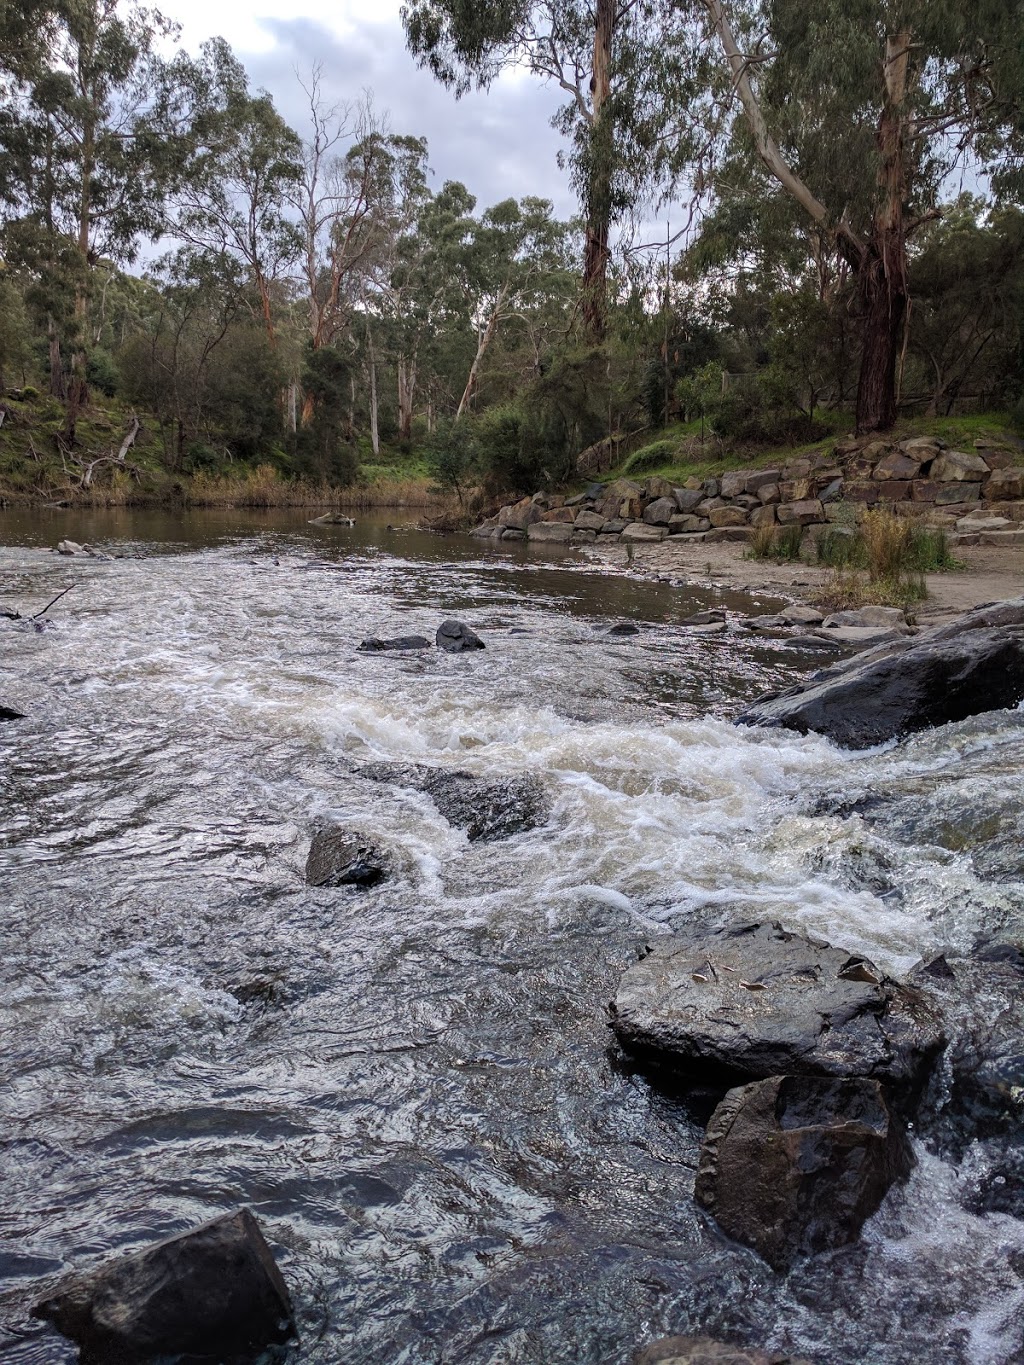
[1,511,1023,1364]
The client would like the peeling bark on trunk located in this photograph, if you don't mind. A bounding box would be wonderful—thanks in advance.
[581,0,615,343]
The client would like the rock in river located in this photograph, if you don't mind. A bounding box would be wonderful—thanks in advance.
[610,921,943,1093]
[357,635,432,653]
[306,827,390,887]
[1,705,24,722]
[33,1208,295,1363]
[695,1075,913,1270]
[360,763,548,841]
[436,619,485,653]
[736,606,1024,748]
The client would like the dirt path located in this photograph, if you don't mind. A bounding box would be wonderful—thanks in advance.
[583,539,1024,623]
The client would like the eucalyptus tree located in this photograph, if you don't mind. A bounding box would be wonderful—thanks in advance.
[162,38,302,347]
[1,0,176,435]
[401,0,644,342]
[455,196,573,416]
[289,69,387,423]
[692,0,1024,431]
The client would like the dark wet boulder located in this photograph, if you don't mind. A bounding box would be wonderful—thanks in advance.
[360,763,548,841]
[357,634,432,652]
[911,947,1024,1145]
[32,1208,294,1363]
[695,1074,913,1271]
[635,1337,813,1365]
[610,921,943,1094]
[606,621,641,636]
[436,619,485,653]
[1,705,24,722]
[306,827,390,887]
[736,601,1024,748]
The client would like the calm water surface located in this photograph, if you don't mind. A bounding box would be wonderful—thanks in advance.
[1,509,1022,1364]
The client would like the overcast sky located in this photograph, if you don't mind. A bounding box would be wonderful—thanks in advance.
[160,0,576,219]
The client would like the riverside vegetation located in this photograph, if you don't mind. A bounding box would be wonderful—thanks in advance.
[2,2,1024,512]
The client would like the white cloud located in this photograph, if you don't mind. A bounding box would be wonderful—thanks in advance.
[157,0,575,216]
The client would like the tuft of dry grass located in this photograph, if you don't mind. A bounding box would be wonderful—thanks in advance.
[861,508,915,581]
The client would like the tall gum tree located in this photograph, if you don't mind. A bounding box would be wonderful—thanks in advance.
[695,0,1024,432]
[401,0,635,342]
[3,0,175,438]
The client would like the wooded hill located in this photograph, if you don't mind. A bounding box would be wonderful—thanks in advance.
[1,0,1023,505]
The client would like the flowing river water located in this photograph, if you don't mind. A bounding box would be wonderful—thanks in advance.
[1,509,1023,1364]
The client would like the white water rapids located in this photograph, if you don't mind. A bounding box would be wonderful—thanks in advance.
[1,511,1022,1363]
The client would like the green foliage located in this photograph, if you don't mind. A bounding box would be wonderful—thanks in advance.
[294,344,358,485]
[623,439,678,474]
[86,347,120,397]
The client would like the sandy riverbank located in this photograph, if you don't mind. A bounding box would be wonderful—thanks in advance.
[582,538,1024,624]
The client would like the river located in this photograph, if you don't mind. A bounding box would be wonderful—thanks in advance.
[1,510,1022,1364]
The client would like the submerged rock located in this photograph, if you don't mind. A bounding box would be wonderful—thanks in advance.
[635,1338,813,1365]
[695,1075,913,1270]
[306,827,390,888]
[33,1208,295,1363]
[360,763,548,841]
[736,616,1024,748]
[436,619,485,653]
[357,635,432,653]
[308,512,355,525]
[610,921,943,1093]
[0,705,24,722]
[911,947,1024,1144]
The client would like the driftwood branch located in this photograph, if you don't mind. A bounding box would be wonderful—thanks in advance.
[32,584,76,619]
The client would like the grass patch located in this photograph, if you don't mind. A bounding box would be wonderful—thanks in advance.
[816,511,963,575]
[812,569,928,613]
[746,522,805,562]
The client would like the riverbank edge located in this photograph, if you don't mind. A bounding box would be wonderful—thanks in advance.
[579,535,1024,627]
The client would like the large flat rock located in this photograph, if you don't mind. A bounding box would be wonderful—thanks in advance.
[736,601,1024,748]
[610,921,943,1090]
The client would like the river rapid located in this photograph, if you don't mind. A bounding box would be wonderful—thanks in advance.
[1,509,1022,1365]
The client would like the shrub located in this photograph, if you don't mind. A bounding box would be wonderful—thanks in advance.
[623,439,677,475]
[19,384,39,401]
[905,526,961,571]
[747,522,804,562]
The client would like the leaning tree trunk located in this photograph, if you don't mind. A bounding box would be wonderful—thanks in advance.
[849,32,912,434]
[581,0,615,343]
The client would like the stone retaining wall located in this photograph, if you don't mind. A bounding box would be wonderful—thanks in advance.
[471,435,1024,549]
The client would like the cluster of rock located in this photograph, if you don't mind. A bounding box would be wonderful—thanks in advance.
[471,435,1024,548]
[358,618,485,654]
[306,763,549,888]
[610,921,943,1271]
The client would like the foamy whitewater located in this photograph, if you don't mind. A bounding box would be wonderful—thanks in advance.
[1,511,1022,1363]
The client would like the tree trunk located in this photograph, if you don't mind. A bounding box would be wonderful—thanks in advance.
[47,318,65,398]
[368,337,380,456]
[581,0,615,343]
[457,284,509,418]
[847,33,912,433]
[397,354,416,443]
